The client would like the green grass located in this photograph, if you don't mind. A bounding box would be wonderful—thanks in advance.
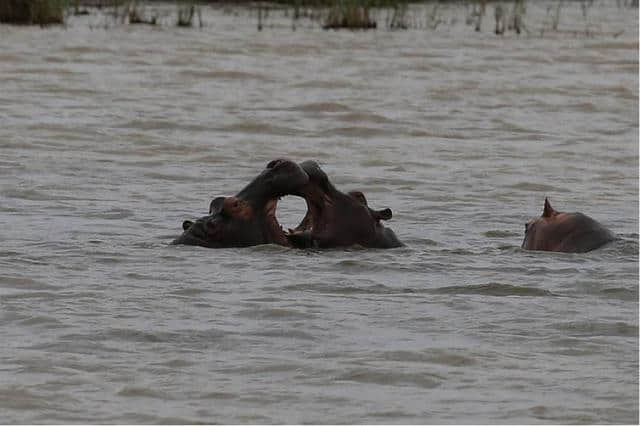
[0,0,67,24]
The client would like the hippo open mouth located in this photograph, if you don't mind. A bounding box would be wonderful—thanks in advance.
[177,195,293,248]
[172,159,402,249]
[283,160,401,249]
[172,159,309,248]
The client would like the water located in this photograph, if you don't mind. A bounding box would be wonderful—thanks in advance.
[0,1,638,423]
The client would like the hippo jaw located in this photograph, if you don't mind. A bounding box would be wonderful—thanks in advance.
[172,159,309,248]
[173,197,290,248]
[236,159,310,206]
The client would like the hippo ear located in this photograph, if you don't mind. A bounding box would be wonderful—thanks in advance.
[182,220,194,231]
[542,197,557,218]
[209,197,226,215]
[373,208,392,221]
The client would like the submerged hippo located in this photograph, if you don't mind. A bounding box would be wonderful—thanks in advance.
[172,159,402,249]
[521,198,614,253]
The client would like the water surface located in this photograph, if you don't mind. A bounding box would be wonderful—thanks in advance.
[0,1,638,423]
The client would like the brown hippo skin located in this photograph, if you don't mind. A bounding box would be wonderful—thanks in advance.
[285,160,402,249]
[521,198,615,253]
[173,159,310,248]
[172,159,403,249]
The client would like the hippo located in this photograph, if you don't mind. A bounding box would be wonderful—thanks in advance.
[521,198,615,253]
[172,159,403,249]
[285,160,402,249]
[173,159,309,248]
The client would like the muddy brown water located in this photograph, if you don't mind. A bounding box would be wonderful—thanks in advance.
[0,1,638,423]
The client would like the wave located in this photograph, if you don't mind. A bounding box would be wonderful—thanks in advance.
[432,283,555,297]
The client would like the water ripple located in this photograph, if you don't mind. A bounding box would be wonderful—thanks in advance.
[432,283,556,297]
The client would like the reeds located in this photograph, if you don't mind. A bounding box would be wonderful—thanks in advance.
[123,0,157,24]
[0,0,67,25]
[387,1,408,30]
[177,3,202,27]
[494,0,525,35]
[7,0,634,34]
[323,0,376,29]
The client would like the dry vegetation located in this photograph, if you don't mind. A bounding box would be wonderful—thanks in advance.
[1,0,637,32]
[0,0,66,25]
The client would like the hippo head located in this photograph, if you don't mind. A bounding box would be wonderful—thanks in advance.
[172,159,309,248]
[522,198,614,253]
[285,161,403,249]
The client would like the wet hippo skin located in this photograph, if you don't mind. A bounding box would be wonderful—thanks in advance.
[173,159,402,249]
[521,198,614,253]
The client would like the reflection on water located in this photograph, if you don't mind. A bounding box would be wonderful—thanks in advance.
[0,1,638,423]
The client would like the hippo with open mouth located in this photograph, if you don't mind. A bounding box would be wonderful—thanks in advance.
[521,198,615,253]
[284,160,402,249]
[172,159,403,249]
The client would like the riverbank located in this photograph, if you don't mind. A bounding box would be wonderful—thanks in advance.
[0,0,66,25]
[2,0,637,34]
